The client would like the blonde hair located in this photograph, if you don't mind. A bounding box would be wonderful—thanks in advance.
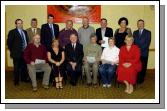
[51,39,59,47]
[124,35,134,43]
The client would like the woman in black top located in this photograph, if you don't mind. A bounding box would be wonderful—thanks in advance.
[47,39,65,89]
[114,17,132,48]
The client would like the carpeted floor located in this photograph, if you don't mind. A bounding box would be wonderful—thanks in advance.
[5,71,155,99]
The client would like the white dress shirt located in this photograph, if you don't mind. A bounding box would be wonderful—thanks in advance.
[101,28,106,39]
[101,45,120,63]
[31,28,37,34]
[72,43,76,49]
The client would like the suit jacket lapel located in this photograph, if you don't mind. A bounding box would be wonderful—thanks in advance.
[104,27,108,36]
[47,23,52,34]
[15,28,22,38]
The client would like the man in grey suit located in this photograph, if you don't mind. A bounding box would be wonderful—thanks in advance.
[26,18,41,43]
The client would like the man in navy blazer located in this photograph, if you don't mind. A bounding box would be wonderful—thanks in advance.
[41,14,59,50]
[7,19,29,85]
[96,18,113,48]
[133,19,151,84]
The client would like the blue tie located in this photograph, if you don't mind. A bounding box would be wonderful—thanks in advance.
[139,30,142,37]
[20,30,27,50]
[50,24,55,39]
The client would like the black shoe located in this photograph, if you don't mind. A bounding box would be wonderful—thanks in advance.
[23,79,30,83]
[70,81,76,86]
[14,82,19,86]
[86,83,92,87]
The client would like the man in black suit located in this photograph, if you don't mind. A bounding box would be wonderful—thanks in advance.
[96,18,113,48]
[65,33,84,86]
[41,14,59,50]
[7,19,29,86]
[133,19,151,84]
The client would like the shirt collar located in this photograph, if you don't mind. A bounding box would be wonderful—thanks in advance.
[17,28,22,32]
[101,27,106,31]
[65,28,73,31]
[82,25,89,29]
[139,28,144,32]
[33,42,41,47]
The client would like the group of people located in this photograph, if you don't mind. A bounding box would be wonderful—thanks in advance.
[7,14,151,94]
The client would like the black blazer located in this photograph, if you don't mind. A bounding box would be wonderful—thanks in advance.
[96,27,113,45]
[41,23,59,50]
[7,28,29,58]
[133,29,151,57]
[65,43,84,65]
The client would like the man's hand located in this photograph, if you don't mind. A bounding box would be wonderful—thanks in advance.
[83,58,88,64]
[100,40,105,44]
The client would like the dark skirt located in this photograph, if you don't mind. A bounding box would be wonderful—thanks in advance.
[51,63,64,77]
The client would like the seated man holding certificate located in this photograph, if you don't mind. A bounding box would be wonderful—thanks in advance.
[23,34,51,91]
[83,34,102,87]
[99,37,120,88]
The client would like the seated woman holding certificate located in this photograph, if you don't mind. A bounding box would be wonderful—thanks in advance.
[99,37,120,88]
[117,36,141,94]
[47,39,65,89]
[83,34,102,87]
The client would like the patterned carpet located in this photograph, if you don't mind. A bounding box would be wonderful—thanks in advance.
[5,71,155,99]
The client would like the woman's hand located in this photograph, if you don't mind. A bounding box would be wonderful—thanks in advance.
[123,63,132,68]
[55,62,60,66]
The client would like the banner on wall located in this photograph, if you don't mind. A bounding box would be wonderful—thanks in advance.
[47,5,101,23]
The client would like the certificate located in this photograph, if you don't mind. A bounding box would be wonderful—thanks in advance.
[101,37,109,48]
[86,56,95,63]
[35,59,45,64]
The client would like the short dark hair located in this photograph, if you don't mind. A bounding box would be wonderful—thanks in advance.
[118,17,128,25]
[31,18,37,22]
[15,19,23,24]
[48,14,54,19]
[137,19,145,23]
[101,18,107,23]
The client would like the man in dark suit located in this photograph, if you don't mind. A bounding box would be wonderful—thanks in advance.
[96,18,113,48]
[41,14,59,50]
[133,19,151,84]
[7,19,29,86]
[65,33,84,86]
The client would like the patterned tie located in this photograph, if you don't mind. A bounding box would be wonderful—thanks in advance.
[72,44,75,50]
[33,28,36,35]
[139,30,142,37]
[50,24,55,39]
[20,30,27,50]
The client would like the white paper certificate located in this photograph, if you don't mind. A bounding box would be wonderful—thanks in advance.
[35,59,45,64]
[101,37,109,48]
[86,56,95,63]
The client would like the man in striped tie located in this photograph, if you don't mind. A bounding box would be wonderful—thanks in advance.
[7,19,29,86]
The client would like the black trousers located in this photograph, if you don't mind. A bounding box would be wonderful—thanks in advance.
[137,56,148,84]
[13,57,28,84]
[66,63,82,83]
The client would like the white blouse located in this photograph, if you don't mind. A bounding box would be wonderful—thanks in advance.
[101,45,120,63]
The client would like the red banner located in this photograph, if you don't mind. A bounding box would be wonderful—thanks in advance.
[47,5,101,23]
